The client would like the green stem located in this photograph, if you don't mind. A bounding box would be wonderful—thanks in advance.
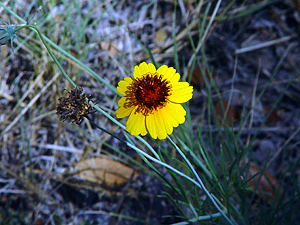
[91,103,160,159]
[19,25,76,87]
[127,142,205,191]
[85,115,126,144]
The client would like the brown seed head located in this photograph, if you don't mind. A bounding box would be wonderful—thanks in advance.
[56,87,93,125]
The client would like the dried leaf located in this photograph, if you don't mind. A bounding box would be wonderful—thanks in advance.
[188,65,215,87]
[76,157,138,187]
[246,162,282,203]
[264,106,281,124]
[189,65,202,85]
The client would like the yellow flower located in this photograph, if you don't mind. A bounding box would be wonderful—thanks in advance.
[115,62,193,139]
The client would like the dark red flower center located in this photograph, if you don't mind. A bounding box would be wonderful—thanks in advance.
[124,72,172,116]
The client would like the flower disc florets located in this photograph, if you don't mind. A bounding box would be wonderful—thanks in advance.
[124,72,172,116]
[115,62,193,140]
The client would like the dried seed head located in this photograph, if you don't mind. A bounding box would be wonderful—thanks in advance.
[56,87,93,125]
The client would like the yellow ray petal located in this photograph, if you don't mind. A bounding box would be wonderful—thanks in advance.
[115,103,135,118]
[133,62,157,79]
[154,110,169,139]
[157,65,168,76]
[159,104,178,128]
[146,111,170,140]
[145,113,160,139]
[138,62,149,76]
[147,63,156,74]
[126,110,147,136]
[161,66,176,80]
[157,108,174,135]
[157,65,181,84]
[117,77,133,95]
[168,72,180,83]
[146,102,186,139]
[169,82,193,103]
[117,97,126,107]
[163,103,187,125]
[133,64,142,79]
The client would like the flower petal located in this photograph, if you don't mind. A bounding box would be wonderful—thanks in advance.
[156,107,174,137]
[159,104,178,128]
[168,72,180,83]
[133,64,142,79]
[126,110,147,136]
[133,62,156,79]
[163,102,187,125]
[157,65,180,83]
[147,63,156,74]
[138,62,149,75]
[115,106,135,119]
[145,113,161,139]
[169,82,193,103]
[117,77,133,95]
[146,102,186,139]
[115,97,135,118]
[157,65,168,75]
[117,97,126,107]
